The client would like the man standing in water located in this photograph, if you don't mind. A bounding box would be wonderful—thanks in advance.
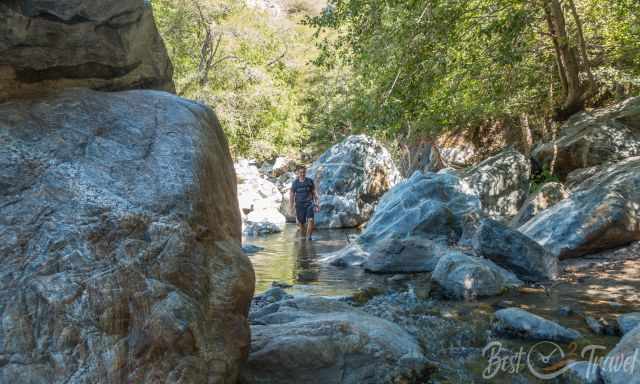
[289,166,320,240]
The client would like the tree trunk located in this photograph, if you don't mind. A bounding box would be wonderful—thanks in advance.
[543,0,586,120]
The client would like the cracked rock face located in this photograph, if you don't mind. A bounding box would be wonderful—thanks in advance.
[0,89,254,383]
[0,0,174,101]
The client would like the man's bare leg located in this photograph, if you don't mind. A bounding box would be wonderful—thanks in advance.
[306,219,314,240]
[298,222,306,237]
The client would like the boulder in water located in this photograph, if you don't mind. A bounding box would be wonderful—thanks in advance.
[617,313,640,335]
[493,308,581,342]
[472,218,559,281]
[0,89,254,383]
[432,251,523,300]
[307,135,401,228]
[241,297,429,384]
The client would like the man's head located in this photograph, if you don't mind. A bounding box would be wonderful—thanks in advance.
[296,166,306,179]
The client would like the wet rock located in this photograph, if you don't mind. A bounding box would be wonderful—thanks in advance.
[562,361,604,384]
[462,148,531,221]
[242,244,264,254]
[241,297,429,384]
[0,0,174,101]
[566,166,604,190]
[559,306,576,317]
[532,97,640,179]
[307,135,401,228]
[519,157,640,259]
[617,313,640,335]
[235,159,286,235]
[601,325,640,384]
[511,182,570,227]
[0,89,254,383]
[254,287,293,306]
[432,251,523,300]
[472,218,559,281]
[493,308,581,342]
[363,237,446,273]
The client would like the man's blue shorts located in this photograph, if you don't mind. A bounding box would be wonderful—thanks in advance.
[296,201,315,224]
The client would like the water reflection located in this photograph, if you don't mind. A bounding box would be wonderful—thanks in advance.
[244,224,384,294]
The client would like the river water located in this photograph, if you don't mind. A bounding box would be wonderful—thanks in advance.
[245,224,387,295]
[246,225,639,380]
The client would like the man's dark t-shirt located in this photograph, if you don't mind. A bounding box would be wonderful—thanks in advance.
[292,177,314,203]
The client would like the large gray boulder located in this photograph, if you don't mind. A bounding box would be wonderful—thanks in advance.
[241,297,428,384]
[432,251,523,300]
[462,149,530,221]
[511,182,570,227]
[360,170,481,246]
[493,308,581,342]
[307,135,401,228]
[0,1,174,101]
[601,325,640,384]
[532,97,640,179]
[0,89,255,383]
[519,157,640,259]
[473,218,559,281]
[328,171,481,271]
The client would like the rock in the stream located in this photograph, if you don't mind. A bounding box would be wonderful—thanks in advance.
[462,148,531,221]
[519,157,640,259]
[363,237,446,273]
[360,170,481,247]
[617,313,640,335]
[235,159,286,235]
[601,325,640,384]
[0,89,255,383]
[532,97,640,179]
[242,244,264,254]
[270,156,295,177]
[329,170,482,270]
[511,182,570,227]
[0,0,174,102]
[432,251,523,300]
[472,218,559,281]
[307,135,401,228]
[493,308,581,342]
[241,297,429,384]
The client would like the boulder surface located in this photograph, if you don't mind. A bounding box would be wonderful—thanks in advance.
[462,148,530,221]
[307,135,401,228]
[532,97,640,179]
[241,297,429,384]
[0,89,254,384]
[519,157,640,259]
[0,0,174,101]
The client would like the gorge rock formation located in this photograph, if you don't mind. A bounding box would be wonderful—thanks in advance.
[307,135,401,228]
[0,0,174,102]
[532,97,640,179]
[0,89,254,383]
[519,157,640,259]
[462,148,531,221]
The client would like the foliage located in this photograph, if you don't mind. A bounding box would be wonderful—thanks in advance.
[152,0,320,161]
[305,0,640,144]
[530,166,561,193]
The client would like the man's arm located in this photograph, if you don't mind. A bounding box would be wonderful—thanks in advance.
[289,186,295,212]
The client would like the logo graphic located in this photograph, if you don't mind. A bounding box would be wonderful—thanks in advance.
[526,341,573,379]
